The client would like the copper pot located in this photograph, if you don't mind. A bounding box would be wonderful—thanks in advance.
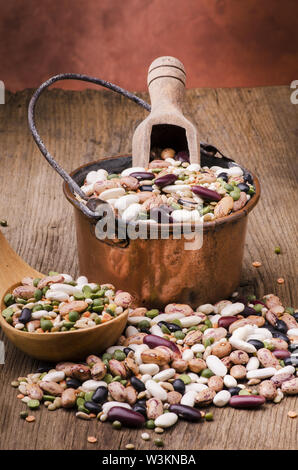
[63,154,260,309]
[28,72,260,310]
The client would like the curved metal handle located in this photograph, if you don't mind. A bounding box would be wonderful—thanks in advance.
[28,73,151,219]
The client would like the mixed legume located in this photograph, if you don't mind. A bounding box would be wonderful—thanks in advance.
[2,272,132,332]
[81,149,255,223]
[12,291,298,443]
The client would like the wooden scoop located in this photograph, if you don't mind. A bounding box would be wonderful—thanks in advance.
[132,56,200,167]
[0,230,128,361]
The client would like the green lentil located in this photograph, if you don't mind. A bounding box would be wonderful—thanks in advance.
[40,318,53,331]
[74,292,85,300]
[263,341,274,351]
[285,307,295,315]
[179,374,191,385]
[111,375,121,382]
[42,395,55,402]
[103,374,113,384]
[4,293,15,306]
[0,219,8,227]
[32,304,43,312]
[84,391,94,402]
[146,420,155,429]
[254,303,263,313]
[138,320,151,330]
[274,246,281,254]
[174,330,185,340]
[154,438,164,447]
[20,411,28,419]
[204,319,213,328]
[112,420,122,430]
[145,309,159,319]
[230,190,240,201]
[27,399,40,410]
[34,289,42,301]
[239,389,251,396]
[113,350,126,361]
[201,368,214,378]
[205,412,213,421]
[161,324,171,335]
[247,294,256,301]
[102,352,113,361]
[33,278,41,287]
[68,310,80,322]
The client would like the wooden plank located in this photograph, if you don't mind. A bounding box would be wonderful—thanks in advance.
[0,86,297,450]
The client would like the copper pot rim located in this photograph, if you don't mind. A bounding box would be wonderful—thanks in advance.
[63,154,260,232]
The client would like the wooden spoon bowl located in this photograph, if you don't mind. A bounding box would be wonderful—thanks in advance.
[0,231,128,361]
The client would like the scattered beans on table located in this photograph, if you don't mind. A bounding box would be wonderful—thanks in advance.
[2,272,132,332]
[80,149,256,224]
[11,291,298,446]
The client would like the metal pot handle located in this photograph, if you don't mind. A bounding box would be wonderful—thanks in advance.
[28,73,151,219]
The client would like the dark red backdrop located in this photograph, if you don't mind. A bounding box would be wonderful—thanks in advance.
[1,0,297,91]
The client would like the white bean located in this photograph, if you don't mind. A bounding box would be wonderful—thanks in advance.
[274,365,295,376]
[197,303,214,314]
[153,368,176,382]
[106,345,126,354]
[100,187,125,201]
[191,344,205,353]
[145,380,167,401]
[125,326,139,337]
[246,368,276,380]
[60,274,73,283]
[152,313,184,323]
[221,302,245,317]
[154,412,178,428]
[187,373,201,383]
[81,380,107,391]
[141,374,152,383]
[102,402,131,413]
[213,390,231,407]
[180,390,197,407]
[246,357,260,371]
[223,375,237,388]
[114,194,140,212]
[121,167,145,177]
[15,323,25,330]
[127,316,149,325]
[49,284,81,295]
[139,364,160,375]
[206,355,227,377]
[186,383,208,392]
[76,276,88,285]
[42,371,65,382]
[150,324,164,337]
[182,349,194,361]
[31,310,54,320]
[229,337,256,353]
[180,316,202,327]
[121,203,142,222]
[227,166,243,177]
[45,291,69,302]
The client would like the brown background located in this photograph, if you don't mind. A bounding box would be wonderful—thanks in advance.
[1,0,298,92]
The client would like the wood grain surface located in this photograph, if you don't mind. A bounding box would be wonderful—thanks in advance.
[0,86,297,450]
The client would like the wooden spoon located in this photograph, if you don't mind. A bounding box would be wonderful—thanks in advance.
[132,56,200,167]
[0,230,128,361]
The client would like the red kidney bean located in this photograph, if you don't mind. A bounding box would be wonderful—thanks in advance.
[273,350,291,359]
[130,172,155,180]
[191,186,221,202]
[218,316,238,329]
[107,407,145,427]
[169,404,201,422]
[229,395,265,408]
[143,334,181,357]
[154,174,177,188]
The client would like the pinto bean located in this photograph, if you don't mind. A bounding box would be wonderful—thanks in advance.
[12,285,36,300]
[27,383,43,401]
[230,350,249,365]
[230,365,247,380]
[124,333,146,346]
[203,327,227,341]
[37,275,65,290]
[56,362,77,376]
[146,398,164,419]
[69,364,91,381]
[39,381,64,396]
[265,294,282,310]
[59,301,88,316]
[61,388,77,408]
[128,308,147,318]
[195,388,216,406]
[125,386,138,405]
[184,330,203,346]
[171,359,188,373]
[208,376,224,392]
[281,378,298,395]
[109,359,128,378]
[124,356,139,376]
[188,358,206,373]
[212,340,232,358]
[167,391,182,405]
[141,349,169,366]
[119,176,139,191]
[257,348,280,369]
[91,360,107,380]
[108,382,127,402]
[258,380,277,401]
[281,313,298,330]
[114,292,133,308]
[164,303,193,316]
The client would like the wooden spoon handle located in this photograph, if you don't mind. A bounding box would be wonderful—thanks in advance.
[0,230,41,300]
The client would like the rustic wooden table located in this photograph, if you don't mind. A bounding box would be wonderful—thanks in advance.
[0,86,297,450]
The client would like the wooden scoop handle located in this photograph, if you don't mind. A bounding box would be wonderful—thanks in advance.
[0,230,41,300]
[132,56,200,168]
